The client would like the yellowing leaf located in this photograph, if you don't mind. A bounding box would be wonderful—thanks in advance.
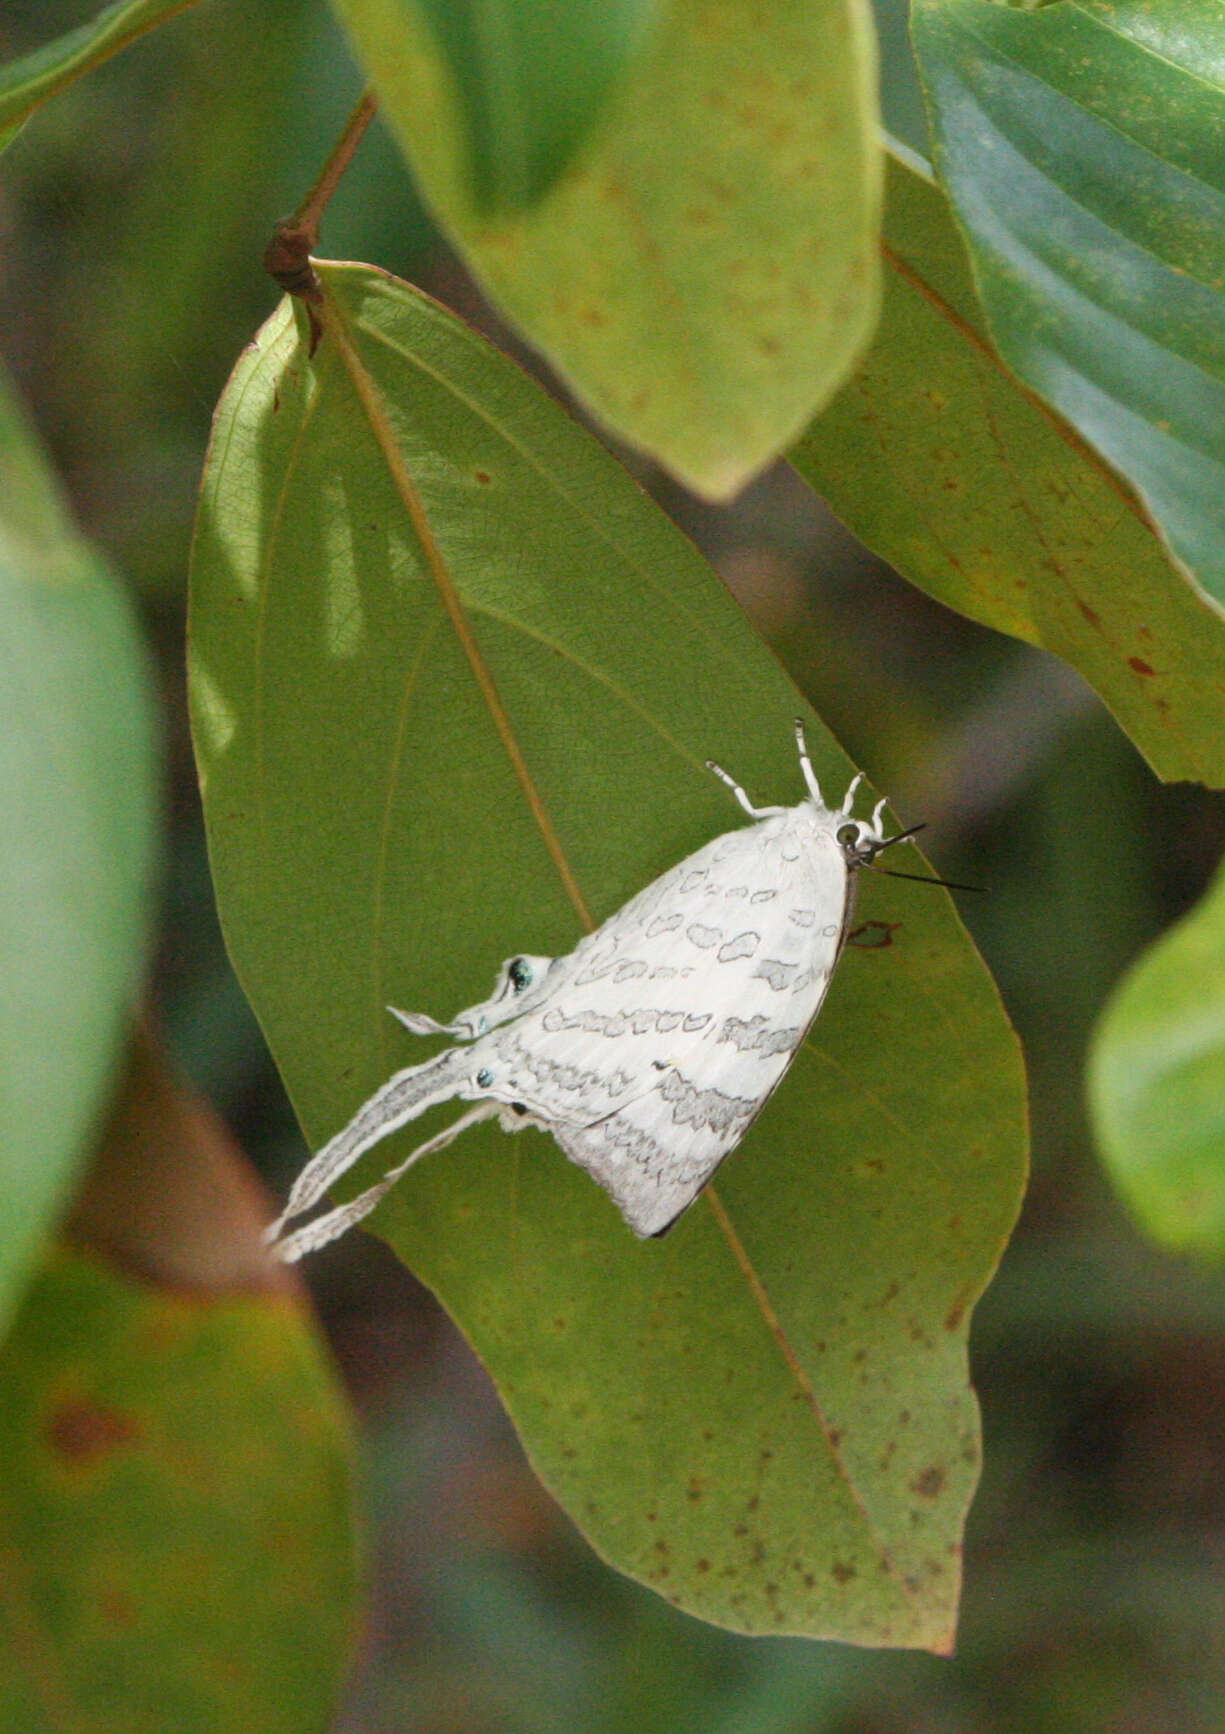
[330,0,883,497]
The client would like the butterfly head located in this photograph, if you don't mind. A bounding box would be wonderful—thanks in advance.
[833,783,892,867]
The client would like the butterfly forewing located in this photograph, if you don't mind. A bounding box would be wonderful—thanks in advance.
[469,802,853,1233]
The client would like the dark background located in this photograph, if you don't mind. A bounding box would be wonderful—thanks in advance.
[5,3,1225,1728]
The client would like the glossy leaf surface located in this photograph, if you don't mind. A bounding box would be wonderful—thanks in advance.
[190,267,1026,1648]
[0,372,157,1339]
[912,0,1225,608]
[328,0,882,498]
[793,152,1225,790]
[1090,862,1225,1257]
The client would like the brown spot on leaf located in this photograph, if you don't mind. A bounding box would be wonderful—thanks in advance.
[1078,600,1101,628]
[831,1560,857,1584]
[912,1466,946,1499]
[696,1558,710,1573]
[848,920,901,949]
[98,1587,137,1627]
[945,1277,977,1332]
[47,1399,137,1464]
[1129,657,1155,677]
[474,470,492,485]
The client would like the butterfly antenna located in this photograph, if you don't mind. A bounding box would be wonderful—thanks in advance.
[875,822,926,853]
[865,822,986,892]
[873,866,987,894]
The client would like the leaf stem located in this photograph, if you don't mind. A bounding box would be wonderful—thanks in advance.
[263,86,378,305]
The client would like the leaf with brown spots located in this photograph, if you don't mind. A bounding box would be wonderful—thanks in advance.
[329,0,882,497]
[0,1040,359,1732]
[190,269,1026,1650]
[0,1247,357,1734]
[793,152,1225,788]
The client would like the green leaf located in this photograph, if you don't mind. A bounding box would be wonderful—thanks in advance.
[189,266,1026,1648]
[328,0,882,498]
[792,150,1225,790]
[0,371,157,1339]
[0,0,203,138]
[912,0,1225,610]
[0,1244,357,1733]
[1089,862,1225,1257]
[415,0,660,213]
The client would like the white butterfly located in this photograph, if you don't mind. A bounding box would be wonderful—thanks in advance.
[269,723,909,1261]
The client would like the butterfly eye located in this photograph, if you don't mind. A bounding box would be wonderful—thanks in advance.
[836,822,860,848]
[508,957,533,992]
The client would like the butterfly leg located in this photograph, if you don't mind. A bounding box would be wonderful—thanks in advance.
[794,718,824,804]
[389,1007,470,1038]
[706,759,785,820]
[274,1102,498,1262]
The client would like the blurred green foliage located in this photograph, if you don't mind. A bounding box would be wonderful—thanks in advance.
[3,0,1225,1728]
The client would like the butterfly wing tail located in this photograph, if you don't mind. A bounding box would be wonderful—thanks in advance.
[266,1045,470,1243]
[274,1100,497,1262]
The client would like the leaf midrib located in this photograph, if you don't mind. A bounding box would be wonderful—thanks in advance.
[309,276,926,1598]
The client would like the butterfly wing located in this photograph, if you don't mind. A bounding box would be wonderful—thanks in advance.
[474,803,853,1235]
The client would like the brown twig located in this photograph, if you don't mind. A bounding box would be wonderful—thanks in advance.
[263,86,379,313]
